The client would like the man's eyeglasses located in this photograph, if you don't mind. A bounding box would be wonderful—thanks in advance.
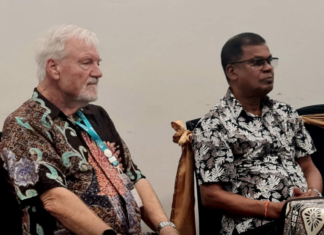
[230,57,279,71]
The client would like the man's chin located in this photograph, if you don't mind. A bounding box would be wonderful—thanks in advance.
[262,85,273,96]
[83,96,98,103]
[255,84,273,97]
[75,93,98,104]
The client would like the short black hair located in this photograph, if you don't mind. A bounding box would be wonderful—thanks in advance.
[221,33,266,80]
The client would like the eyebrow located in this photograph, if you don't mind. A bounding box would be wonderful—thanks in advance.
[80,57,102,62]
[253,55,272,59]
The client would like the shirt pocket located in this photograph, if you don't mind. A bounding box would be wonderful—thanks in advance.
[230,126,271,160]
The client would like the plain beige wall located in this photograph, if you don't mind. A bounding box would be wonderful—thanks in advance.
[1,0,324,232]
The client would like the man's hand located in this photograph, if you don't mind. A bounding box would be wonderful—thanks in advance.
[293,187,313,198]
[269,187,316,219]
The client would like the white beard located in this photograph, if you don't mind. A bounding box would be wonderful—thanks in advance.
[75,78,99,103]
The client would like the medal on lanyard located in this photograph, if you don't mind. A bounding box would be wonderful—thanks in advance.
[75,110,143,208]
[75,110,119,167]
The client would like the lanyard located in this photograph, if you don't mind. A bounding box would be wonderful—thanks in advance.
[75,111,143,208]
[74,110,119,167]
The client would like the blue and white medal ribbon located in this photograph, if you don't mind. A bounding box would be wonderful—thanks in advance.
[75,110,143,207]
[75,110,119,167]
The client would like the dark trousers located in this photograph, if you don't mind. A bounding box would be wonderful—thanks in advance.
[233,221,279,235]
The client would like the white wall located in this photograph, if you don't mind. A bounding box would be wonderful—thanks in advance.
[1,0,324,232]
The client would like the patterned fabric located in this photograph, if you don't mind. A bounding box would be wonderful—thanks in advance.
[0,89,148,235]
[192,88,316,235]
[282,198,324,235]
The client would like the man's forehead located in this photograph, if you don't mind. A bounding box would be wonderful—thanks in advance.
[241,44,271,58]
[65,38,99,57]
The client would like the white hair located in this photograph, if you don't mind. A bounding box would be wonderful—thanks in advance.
[35,25,99,82]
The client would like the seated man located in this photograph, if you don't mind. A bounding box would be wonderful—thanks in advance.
[0,25,178,235]
[192,33,323,235]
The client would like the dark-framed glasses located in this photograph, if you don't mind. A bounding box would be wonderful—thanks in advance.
[230,57,279,70]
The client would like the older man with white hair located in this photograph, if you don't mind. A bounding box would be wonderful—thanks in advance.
[0,25,178,235]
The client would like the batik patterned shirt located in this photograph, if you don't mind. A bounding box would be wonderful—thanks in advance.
[0,89,149,235]
[192,88,316,235]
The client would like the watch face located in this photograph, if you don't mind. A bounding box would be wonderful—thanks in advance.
[103,229,117,235]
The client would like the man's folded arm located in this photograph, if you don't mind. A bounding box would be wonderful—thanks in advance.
[40,187,112,235]
[200,182,284,219]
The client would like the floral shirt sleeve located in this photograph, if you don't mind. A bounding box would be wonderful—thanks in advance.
[120,138,145,184]
[192,110,236,185]
[0,104,67,202]
[290,109,316,158]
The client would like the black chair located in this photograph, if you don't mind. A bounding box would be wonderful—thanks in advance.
[297,104,324,189]
[186,119,224,235]
[0,131,23,234]
[187,105,324,235]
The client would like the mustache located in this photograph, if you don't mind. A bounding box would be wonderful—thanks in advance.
[87,77,99,85]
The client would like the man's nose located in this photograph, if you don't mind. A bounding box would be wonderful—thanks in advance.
[263,60,273,72]
[91,63,102,78]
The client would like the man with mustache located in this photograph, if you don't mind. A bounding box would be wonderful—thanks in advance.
[192,33,322,235]
[0,25,178,235]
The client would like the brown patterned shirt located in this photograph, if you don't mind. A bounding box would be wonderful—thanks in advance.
[0,89,149,235]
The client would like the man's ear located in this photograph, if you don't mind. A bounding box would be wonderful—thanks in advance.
[226,64,237,82]
[46,58,60,80]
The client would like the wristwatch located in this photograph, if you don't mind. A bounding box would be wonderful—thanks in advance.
[312,189,322,197]
[103,229,117,235]
[156,221,177,234]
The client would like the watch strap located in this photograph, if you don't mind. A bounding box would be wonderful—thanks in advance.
[312,188,322,197]
[156,221,176,234]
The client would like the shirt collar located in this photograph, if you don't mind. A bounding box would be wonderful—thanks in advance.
[33,88,63,119]
[223,88,244,119]
[223,88,274,119]
[260,96,274,117]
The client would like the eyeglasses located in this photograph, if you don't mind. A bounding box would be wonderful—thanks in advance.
[230,57,279,70]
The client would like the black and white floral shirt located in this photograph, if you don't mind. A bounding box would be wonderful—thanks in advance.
[192,88,316,235]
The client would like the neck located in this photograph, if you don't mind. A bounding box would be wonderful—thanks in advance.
[230,87,263,116]
[37,79,87,117]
